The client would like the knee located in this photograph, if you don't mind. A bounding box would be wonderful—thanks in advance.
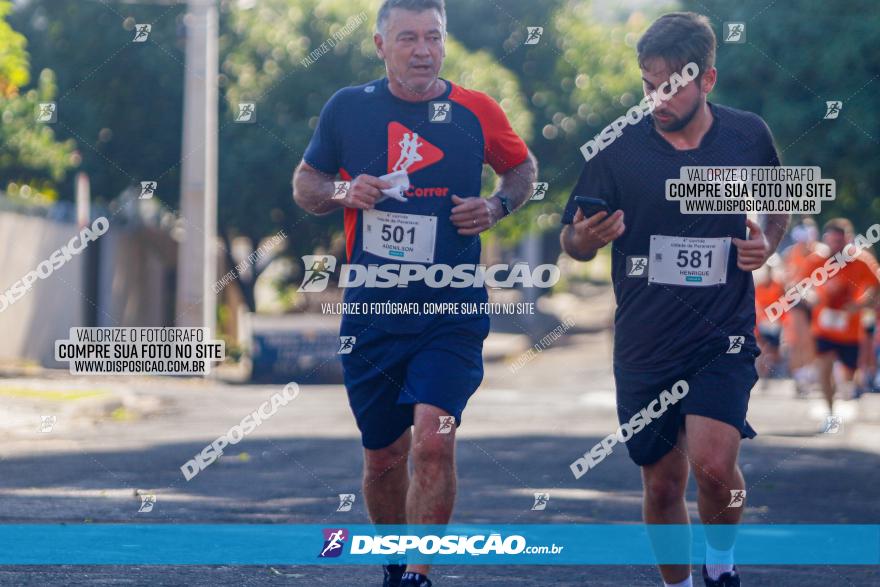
[365,443,409,479]
[644,476,686,509]
[691,455,736,492]
[411,433,454,470]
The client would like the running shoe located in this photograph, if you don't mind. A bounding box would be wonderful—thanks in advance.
[400,571,432,587]
[383,564,406,587]
[702,564,741,586]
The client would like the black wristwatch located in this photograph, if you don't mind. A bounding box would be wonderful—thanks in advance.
[496,194,513,218]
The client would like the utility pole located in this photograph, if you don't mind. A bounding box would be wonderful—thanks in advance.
[176,0,218,332]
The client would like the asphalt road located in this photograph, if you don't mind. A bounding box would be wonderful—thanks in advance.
[1,328,879,586]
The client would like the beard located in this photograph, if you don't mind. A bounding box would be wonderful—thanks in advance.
[654,97,702,132]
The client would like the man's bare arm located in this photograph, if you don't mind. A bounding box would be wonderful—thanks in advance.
[292,161,391,216]
[763,213,790,255]
[292,161,338,216]
[487,150,538,219]
[561,209,626,262]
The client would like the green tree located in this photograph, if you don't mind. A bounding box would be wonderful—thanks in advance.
[447,0,654,246]
[0,0,75,201]
[10,0,185,204]
[682,0,880,228]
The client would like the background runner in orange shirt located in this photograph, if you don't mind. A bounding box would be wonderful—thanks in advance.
[798,219,880,415]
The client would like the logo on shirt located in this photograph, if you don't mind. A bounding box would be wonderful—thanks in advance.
[388,122,444,174]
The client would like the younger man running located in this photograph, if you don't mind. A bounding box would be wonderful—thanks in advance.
[561,13,788,587]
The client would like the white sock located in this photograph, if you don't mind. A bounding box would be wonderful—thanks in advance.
[664,576,692,587]
[705,543,735,580]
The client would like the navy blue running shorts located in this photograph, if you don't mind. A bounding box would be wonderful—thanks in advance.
[339,316,490,450]
[613,348,759,467]
[815,337,859,371]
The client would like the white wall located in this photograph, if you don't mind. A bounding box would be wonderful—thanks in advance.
[0,212,86,367]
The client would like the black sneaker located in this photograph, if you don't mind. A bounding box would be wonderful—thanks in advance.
[400,571,432,587]
[702,564,740,586]
[383,564,406,587]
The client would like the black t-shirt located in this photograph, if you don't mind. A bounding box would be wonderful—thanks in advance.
[562,103,780,370]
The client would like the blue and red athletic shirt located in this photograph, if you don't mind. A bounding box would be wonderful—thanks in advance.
[304,77,528,334]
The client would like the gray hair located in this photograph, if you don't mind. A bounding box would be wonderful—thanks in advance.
[376,0,446,37]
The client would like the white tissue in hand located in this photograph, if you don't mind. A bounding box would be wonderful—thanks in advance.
[378,170,409,202]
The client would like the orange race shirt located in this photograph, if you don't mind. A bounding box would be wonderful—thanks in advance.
[755,280,785,325]
[783,242,815,286]
[799,250,880,343]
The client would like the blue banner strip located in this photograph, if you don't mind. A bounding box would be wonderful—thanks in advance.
[0,524,877,565]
